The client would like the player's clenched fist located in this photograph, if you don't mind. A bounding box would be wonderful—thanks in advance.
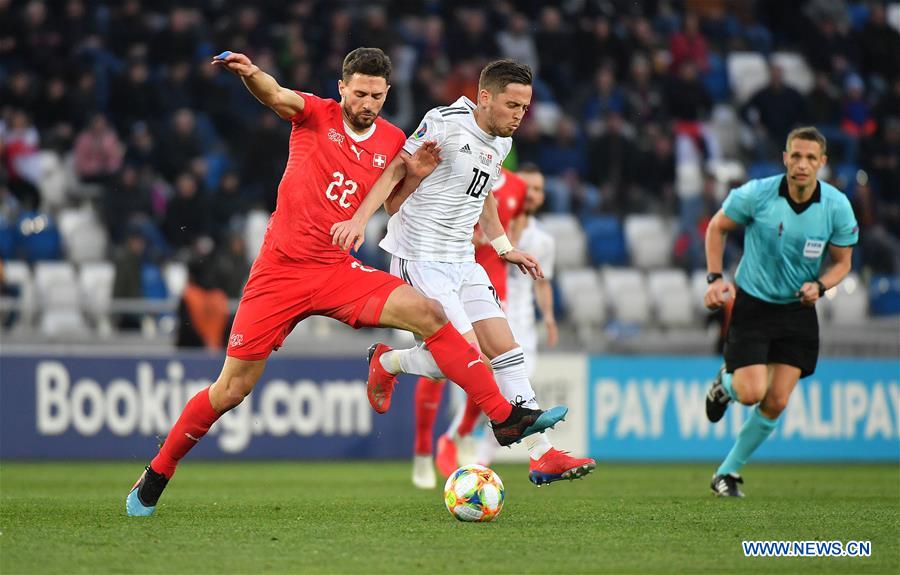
[211,51,258,77]
[704,279,732,309]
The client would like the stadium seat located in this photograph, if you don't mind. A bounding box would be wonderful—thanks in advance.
[647,269,694,327]
[17,211,62,263]
[34,261,87,336]
[244,209,270,265]
[771,52,814,94]
[582,216,626,266]
[79,262,115,334]
[163,262,189,299]
[709,105,742,160]
[726,52,768,104]
[823,273,868,326]
[2,260,36,329]
[537,214,587,270]
[602,267,651,325]
[141,263,169,300]
[869,275,900,316]
[58,207,108,263]
[703,53,730,102]
[623,215,671,269]
[558,267,607,341]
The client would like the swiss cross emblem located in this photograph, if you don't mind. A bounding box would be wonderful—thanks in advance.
[373,153,387,169]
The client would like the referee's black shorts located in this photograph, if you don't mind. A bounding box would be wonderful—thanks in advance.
[724,288,819,378]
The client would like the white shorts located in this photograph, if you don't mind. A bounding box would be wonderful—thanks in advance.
[390,257,505,335]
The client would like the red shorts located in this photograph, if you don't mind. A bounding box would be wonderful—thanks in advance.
[227,247,405,361]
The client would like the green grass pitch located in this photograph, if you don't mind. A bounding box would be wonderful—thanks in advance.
[1,462,897,574]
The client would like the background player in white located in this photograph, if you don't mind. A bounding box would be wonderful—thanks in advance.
[332,60,595,486]
[459,163,562,468]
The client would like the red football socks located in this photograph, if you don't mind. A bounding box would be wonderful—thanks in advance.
[414,377,446,455]
[424,323,512,422]
[456,395,483,436]
[151,386,221,479]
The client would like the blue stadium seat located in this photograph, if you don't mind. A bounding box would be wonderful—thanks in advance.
[747,162,782,180]
[869,275,900,316]
[141,263,169,300]
[703,53,730,103]
[848,4,870,30]
[583,216,627,266]
[17,212,62,263]
[0,220,15,259]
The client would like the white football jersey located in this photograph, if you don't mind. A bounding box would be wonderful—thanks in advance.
[506,217,556,329]
[379,96,512,262]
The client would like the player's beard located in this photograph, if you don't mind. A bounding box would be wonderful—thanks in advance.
[343,104,377,131]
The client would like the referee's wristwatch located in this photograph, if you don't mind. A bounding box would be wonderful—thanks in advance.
[815,279,826,297]
[706,272,723,284]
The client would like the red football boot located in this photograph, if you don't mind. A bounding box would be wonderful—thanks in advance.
[528,448,596,486]
[367,343,397,414]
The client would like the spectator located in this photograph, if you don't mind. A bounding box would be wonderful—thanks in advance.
[497,12,539,75]
[241,112,289,211]
[577,16,628,80]
[624,55,667,128]
[535,6,575,99]
[209,172,247,244]
[109,60,161,135]
[73,113,124,186]
[159,109,203,182]
[538,115,586,178]
[741,64,807,160]
[112,227,147,330]
[1,110,41,209]
[579,67,627,125]
[669,13,709,74]
[213,231,251,299]
[855,4,900,87]
[163,172,209,250]
[841,74,877,142]
[586,112,639,213]
[103,165,153,243]
[175,257,229,350]
[447,8,499,65]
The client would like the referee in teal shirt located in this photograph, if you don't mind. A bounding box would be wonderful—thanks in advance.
[703,127,857,497]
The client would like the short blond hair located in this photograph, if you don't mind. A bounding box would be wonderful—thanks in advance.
[786,126,827,155]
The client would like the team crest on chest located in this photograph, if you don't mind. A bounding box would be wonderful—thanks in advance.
[328,128,345,146]
[373,153,387,169]
[479,151,493,167]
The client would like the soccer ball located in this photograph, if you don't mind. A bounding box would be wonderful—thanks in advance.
[443,464,505,522]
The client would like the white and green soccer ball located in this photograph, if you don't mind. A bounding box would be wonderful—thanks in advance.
[443,464,505,522]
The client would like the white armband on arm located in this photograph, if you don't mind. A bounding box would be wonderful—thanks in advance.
[491,234,514,256]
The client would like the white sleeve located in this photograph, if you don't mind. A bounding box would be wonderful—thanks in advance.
[403,108,447,155]
[538,233,556,281]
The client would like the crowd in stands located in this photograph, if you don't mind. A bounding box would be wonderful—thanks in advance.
[1,0,899,338]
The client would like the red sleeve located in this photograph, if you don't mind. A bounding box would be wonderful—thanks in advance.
[288,91,324,124]
[513,179,527,218]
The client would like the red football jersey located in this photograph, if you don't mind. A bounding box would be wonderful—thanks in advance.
[264,92,406,263]
[474,168,527,301]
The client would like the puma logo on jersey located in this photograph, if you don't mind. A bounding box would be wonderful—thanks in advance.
[467,358,483,368]
[350,144,362,161]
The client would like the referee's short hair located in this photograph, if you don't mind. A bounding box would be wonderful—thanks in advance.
[479,59,533,94]
[786,126,827,155]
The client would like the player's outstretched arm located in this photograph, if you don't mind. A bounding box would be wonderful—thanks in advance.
[704,209,740,309]
[211,51,304,120]
[384,142,442,215]
[479,192,543,279]
[331,142,441,251]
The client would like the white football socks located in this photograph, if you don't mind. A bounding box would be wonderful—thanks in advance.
[490,347,552,460]
[380,344,444,379]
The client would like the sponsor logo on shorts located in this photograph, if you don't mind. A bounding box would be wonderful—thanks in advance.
[229,333,244,348]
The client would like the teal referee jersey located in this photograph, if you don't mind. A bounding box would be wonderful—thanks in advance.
[723,175,858,304]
